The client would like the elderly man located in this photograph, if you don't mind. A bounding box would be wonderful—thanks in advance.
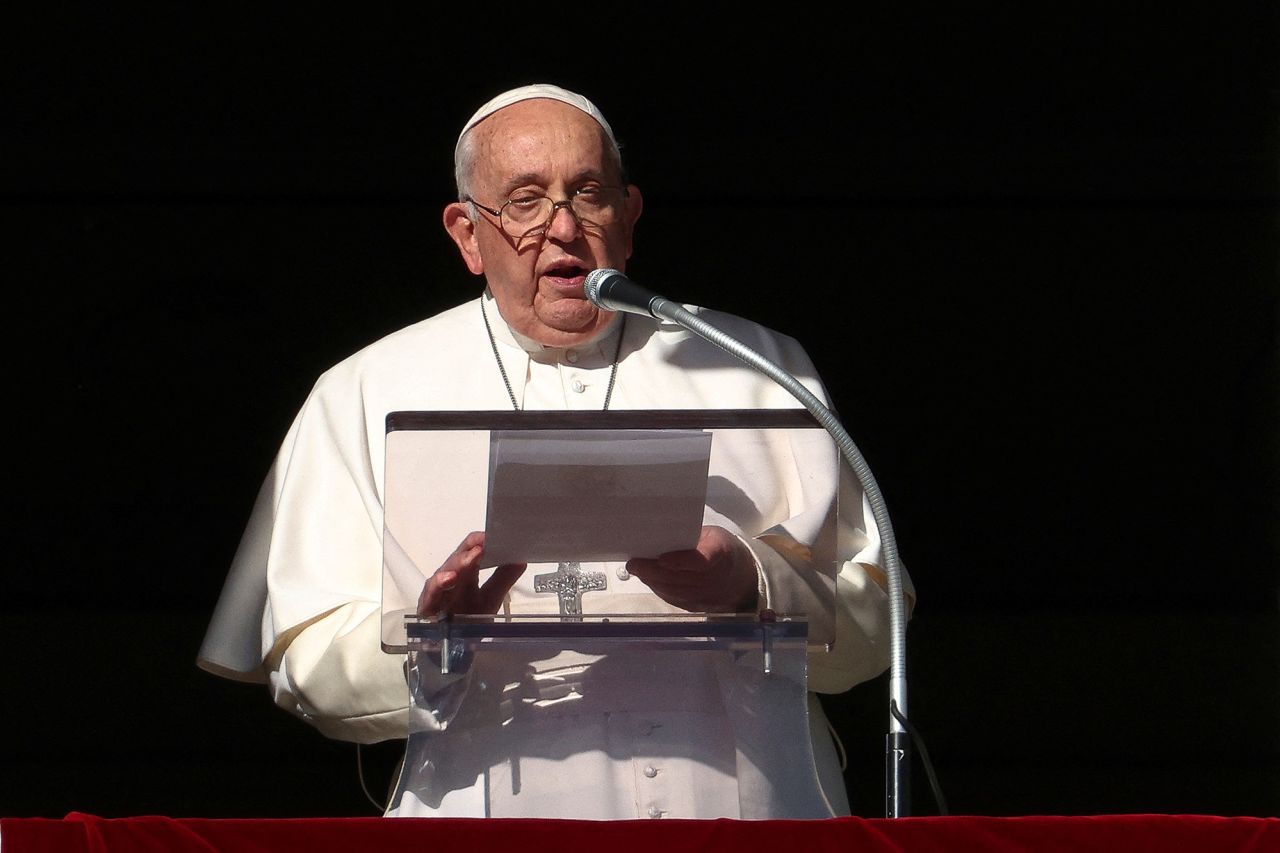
[199,83,906,819]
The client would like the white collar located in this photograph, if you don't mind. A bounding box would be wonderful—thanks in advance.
[482,289,624,360]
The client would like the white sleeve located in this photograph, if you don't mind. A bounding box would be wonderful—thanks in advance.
[207,370,416,743]
[751,482,914,695]
[268,604,410,743]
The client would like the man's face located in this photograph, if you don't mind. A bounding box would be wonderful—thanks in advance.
[444,99,642,347]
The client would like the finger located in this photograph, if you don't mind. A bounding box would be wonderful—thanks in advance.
[442,531,484,563]
[643,574,712,593]
[418,533,485,616]
[476,563,527,613]
[627,559,706,587]
[643,586,701,612]
[417,569,458,616]
[656,550,707,571]
[446,537,485,570]
[626,557,660,575]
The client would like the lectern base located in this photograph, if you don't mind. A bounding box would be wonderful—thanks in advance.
[389,615,838,819]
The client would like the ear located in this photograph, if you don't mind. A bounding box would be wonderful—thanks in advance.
[443,202,484,275]
[622,184,644,260]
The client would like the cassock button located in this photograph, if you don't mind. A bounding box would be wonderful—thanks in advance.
[571,378,585,393]
[647,806,663,819]
[566,349,580,364]
[643,766,659,778]
[616,567,630,581]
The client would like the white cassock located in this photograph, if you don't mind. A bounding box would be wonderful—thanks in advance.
[198,290,911,819]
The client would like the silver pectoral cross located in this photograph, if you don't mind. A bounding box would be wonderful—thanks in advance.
[533,561,607,619]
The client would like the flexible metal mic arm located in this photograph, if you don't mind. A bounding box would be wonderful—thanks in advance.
[584,270,912,817]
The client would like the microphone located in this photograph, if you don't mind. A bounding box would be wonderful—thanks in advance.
[588,263,913,818]
[584,268,670,318]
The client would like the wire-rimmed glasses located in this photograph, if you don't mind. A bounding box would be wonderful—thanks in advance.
[466,186,629,239]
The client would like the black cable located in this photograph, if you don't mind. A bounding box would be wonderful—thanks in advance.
[890,700,949,816]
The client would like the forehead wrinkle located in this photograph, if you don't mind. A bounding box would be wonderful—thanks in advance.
[472,101,618,195]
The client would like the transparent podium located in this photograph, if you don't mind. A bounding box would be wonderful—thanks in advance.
[380,410,845,819]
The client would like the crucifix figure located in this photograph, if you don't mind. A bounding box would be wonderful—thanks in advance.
[533,561,607,618]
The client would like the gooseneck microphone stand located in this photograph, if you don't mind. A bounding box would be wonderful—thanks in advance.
[584,269,912,818]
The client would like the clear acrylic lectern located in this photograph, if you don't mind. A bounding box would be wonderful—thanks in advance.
[380,410,841,819]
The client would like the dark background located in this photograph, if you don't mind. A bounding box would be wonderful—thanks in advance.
[3,8,1276,819]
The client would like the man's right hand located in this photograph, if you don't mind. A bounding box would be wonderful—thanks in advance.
[416,531,526,617]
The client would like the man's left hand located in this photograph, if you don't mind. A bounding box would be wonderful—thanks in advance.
[625,525,759,613]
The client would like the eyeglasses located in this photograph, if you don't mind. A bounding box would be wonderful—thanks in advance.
[466,186,629,239]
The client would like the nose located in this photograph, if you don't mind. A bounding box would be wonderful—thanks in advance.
[545,200,581,242]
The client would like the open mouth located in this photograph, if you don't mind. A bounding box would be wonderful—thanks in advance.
[543,263,590,286]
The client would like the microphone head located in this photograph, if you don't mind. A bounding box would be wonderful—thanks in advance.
[584,268,624,308]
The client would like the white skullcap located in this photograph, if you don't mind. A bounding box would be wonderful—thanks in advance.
[454,83,618,162]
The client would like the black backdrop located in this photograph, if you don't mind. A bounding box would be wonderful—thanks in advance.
[3,8,1277,819]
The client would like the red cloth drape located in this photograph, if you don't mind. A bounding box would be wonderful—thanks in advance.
[2,813,1278,853]
[0,809,1274,850]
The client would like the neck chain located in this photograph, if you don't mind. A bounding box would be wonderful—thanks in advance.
[481,298,625,411]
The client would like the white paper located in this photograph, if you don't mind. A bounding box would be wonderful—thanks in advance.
[482,429,712,565]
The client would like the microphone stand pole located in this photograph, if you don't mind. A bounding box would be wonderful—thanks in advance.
[645,296,912,818]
